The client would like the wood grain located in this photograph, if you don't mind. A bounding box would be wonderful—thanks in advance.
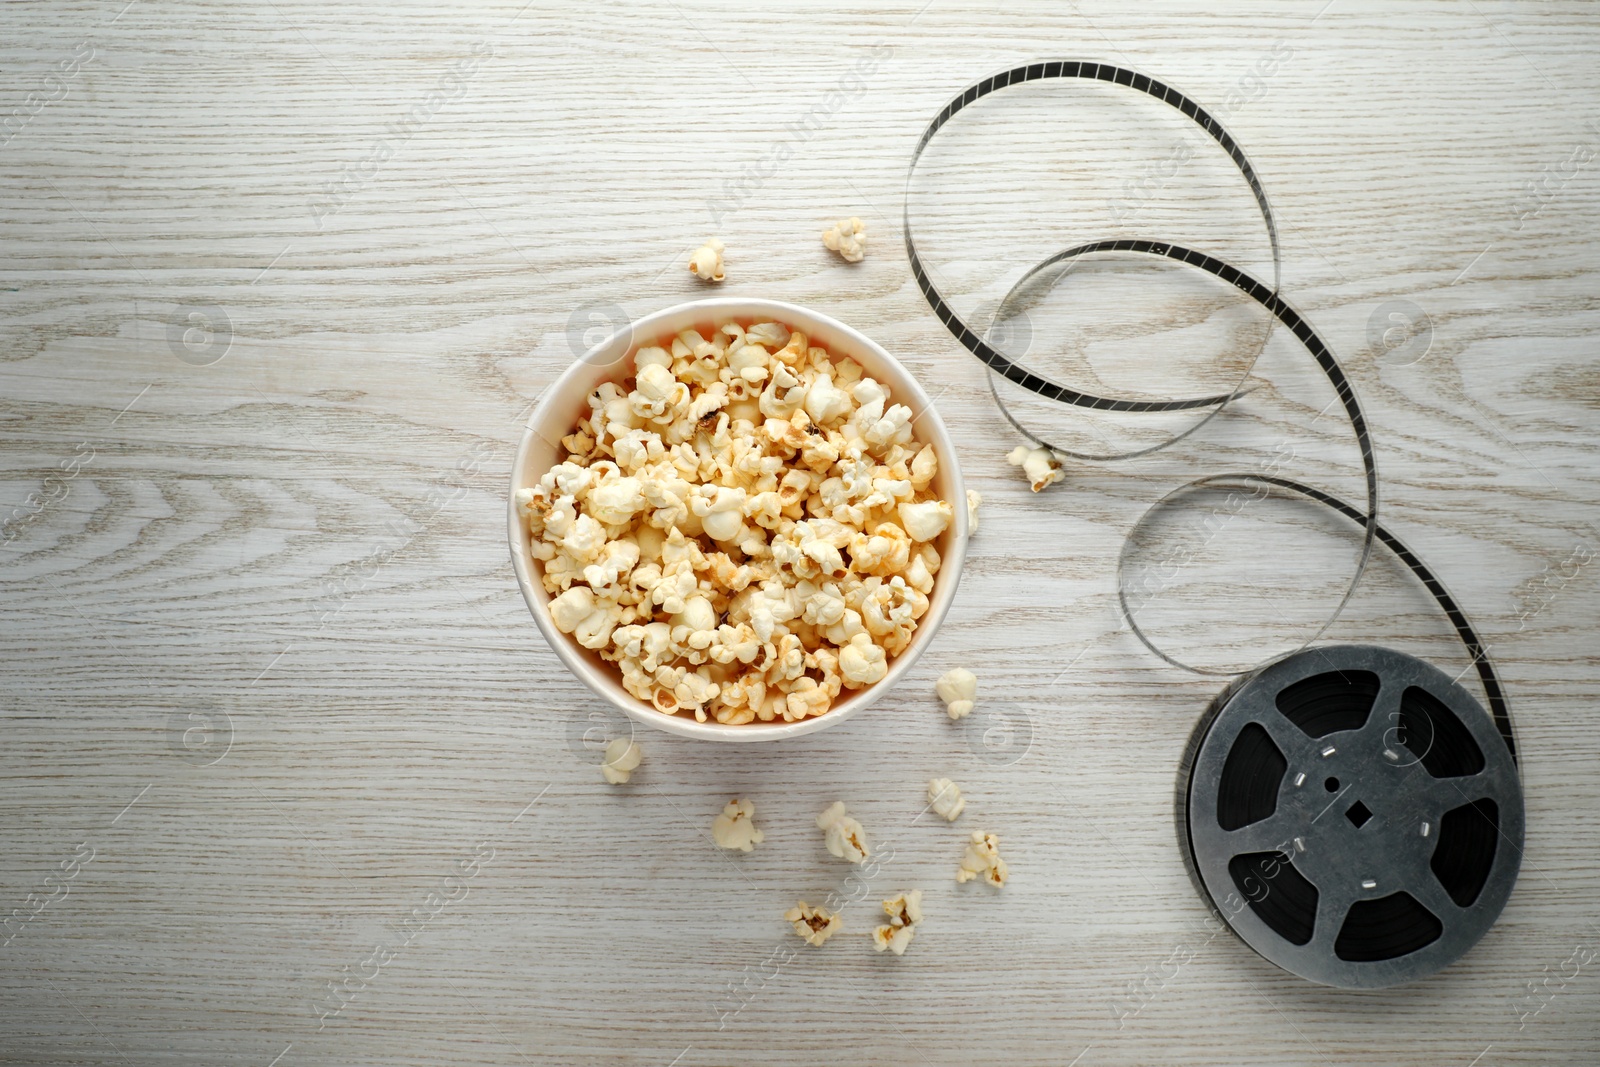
[2,1,1598,1064]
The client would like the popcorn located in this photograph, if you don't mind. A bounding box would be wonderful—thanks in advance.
[935,667,977,720]
[908,444,936,488]
[549,587,596,634]
[558,513,607,564]
[673,667,720,713]
[817,800,870,864]
[863,403,913,450]
[514,485,541,520]
[711,799,764,852]
[759,362,807,419]
[1006,445,1064,492]
[709,622,761,665]
[587,476,646,526]
[903,551,935,596]
[927,777,965,821]
[520,318,954,725]
[822,216,867,263]
[635,345,672,370]
[784,901,842,946]
[786,679,831,719]
[850,523,911,576]
[804,374,853,426]
[571,604,618,650]
[801,538,846,580]
[851,376,886,410]
[728,342,769,382]
[672,594,717,634]
[838,632,888,688]
[956,831,1007,888]
[690,484,747,542]
[543,553,581,592]
[898,499,953,542]
[582,539,640,593]
[966,489,982,533]
[745,321,790,348]
[872,890,922,955]
[860,577,924,647]
[689,238,725,282]
[600,737,641,784]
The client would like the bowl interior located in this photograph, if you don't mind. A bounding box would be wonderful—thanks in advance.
[509,298,966,741]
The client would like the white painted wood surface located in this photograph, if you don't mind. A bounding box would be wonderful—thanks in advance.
[2,1,1598,1064]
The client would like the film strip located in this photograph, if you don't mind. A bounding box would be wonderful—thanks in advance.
[903,60,1375,671]
[903,60,1521,987]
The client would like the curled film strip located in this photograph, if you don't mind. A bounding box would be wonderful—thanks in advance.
[902,59,1375,675]
[903,61,1521,988]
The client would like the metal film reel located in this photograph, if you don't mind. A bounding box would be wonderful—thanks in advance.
[1180,645,1523,989]
[904,60,1525,988]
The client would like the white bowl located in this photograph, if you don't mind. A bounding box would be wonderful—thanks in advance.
[508,298,967,742]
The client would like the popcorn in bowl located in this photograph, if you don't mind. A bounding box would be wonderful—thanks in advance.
[516,318,955,727]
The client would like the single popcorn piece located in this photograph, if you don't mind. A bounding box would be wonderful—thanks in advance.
[1006,445,1064,492]
[784,901,842,947]
[549,586,596,634]
[956,830,1008,888]
[817,800,870,864]
[839,632,888,688]
[822,216,868,263]
[711,799,764,852]
[600,736,642,785]
[689,238,725,282]
[966,489,982,533]
[872,890,923,955]
[936,667,978,720]
[927,777,965,821]
[898,499,953,542]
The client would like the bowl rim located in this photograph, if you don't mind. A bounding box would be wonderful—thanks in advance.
[508,296,967,742]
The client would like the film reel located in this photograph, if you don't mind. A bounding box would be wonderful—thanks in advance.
[1178,645,1522,989]
[903,61,1524,986]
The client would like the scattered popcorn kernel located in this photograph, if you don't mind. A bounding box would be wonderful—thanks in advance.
[927,777,965,821]
[936,667,978,720]
[956,830,1007,888]
[872,890,923,955]
[784,901,843,946]
[1006,445,1063,492]
[689,238,725,282]
[966,489,982,533]
[711,799,764,852]
[817,800,870,864]
[600,736,642,785]
[822,216,867,263]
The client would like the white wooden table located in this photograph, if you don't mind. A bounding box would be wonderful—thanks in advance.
[3,2,1598,1064]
